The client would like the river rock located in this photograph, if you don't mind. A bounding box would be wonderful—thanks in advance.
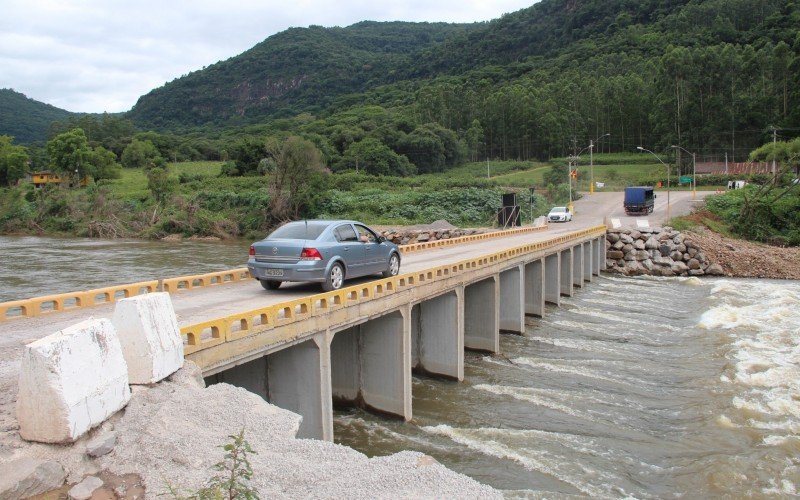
[642,259,654,271]
[69,476,104,500]
[658,232,673,242]
[620,234,633,244]
[624,252,637,261]
[607,250,624,260]
[661,267,676,277]
[636,250,650,261]
[688,258,701,270]
[651,266,663,276]
[86,431,117,458]
[622,243,633,253]
[633,239,646,250]
[645,237,659,249]
[688,247,698,257]
[416,233,430,242]
[670,251,683,261]
[673,234,685,244]
[629,230,642,240]
[671,261,689,274]
[676,243,687,253]
[0,458,67,500]
[607,232,620,243]
[659,244,672,257]
[613,241,625,250]
[688,269,705,276]
[706,264,725,275]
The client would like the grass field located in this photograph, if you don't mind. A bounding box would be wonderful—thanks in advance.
[105,161,223,199]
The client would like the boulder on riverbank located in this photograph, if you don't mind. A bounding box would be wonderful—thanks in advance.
[604,227,725,277]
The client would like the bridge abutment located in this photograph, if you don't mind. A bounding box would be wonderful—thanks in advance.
[499,265,525,334]
[524,258,545,317]
[464,277,499,352]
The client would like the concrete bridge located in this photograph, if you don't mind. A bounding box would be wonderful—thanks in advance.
[1,224,607,442]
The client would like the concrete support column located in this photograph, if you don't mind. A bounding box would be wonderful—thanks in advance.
[583,240,593,282]
[330,310,412,422]
[524,258,545,318]
[499,265,525,334]
[464,277,499,352]
[544,253,560,305]
[560,248,574,297]
[267,336,330,440]
[572,244,584,288]
[411,290,464,381]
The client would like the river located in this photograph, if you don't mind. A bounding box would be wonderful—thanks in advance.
[334,275,800,498]
[2,236,798,497]
[0,235,249,302]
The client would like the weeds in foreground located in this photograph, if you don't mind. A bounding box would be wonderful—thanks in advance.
[167,430,259,500]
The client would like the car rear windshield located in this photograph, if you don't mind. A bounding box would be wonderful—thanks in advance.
[551,207,567,213]
[267,222,329,240]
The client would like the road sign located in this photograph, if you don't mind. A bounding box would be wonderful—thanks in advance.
[679,176,693,184]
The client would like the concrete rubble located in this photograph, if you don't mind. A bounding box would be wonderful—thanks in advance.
[111,292,184,384]
[604,227,726,277]
[1,362,500,498]
[16,318,131,443]
[0,457,67,499]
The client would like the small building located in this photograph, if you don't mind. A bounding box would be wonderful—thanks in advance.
[28,171,89,188]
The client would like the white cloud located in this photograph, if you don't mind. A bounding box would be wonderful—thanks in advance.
[0,0,535,113]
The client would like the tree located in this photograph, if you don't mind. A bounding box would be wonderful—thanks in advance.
[339,138,415,176]
[265,136,327,221]
[90,146,122,180]
[146,167,175,203]
[46,128,93,181]
[0,136,30,186]
[121,139,164,169]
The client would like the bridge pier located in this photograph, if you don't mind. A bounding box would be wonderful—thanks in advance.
[595,236,606,273]
[572,244,584,288]
[544,253,560,305]
[560,248,573,297]
[464,277,499,352]
[499,265,524,334]
[204,334,332,440]
[411,290,464,381]
[330,310,412,422]
[524,258,545,317]
[583,240,593,282]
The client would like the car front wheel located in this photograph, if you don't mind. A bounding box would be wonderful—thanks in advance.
[322,263,345,292]
[383,253,400,278]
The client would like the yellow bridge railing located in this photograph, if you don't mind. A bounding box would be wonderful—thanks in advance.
[0,223,551,322]
[181,226,606,356]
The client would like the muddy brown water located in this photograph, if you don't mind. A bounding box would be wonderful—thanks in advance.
[2,236,798,497]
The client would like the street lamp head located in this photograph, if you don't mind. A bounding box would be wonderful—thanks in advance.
[636,146,644,151]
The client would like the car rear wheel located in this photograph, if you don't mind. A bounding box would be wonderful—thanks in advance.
[383,253,400,278]
[322,263,344,292]
[260,280,282,290]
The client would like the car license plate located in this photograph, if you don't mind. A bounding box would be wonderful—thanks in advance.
[264,269,284,277]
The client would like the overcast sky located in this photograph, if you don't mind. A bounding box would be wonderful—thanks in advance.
[1,0,536,114]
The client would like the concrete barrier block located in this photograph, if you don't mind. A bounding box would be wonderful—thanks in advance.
[112,292,184,384]
[17,318,131,443]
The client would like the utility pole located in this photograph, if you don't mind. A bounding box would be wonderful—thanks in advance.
[772,127,778,175]
[589,139,594,194]
[692,152,696,198]
[487,159,490,179]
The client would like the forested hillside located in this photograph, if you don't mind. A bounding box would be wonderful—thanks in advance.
[125,0,799,165]
[0,89,76,144]
[127,21,478,130]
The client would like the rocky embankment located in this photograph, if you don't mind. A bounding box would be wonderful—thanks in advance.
[377,220,488,245]
[605,227,725,277]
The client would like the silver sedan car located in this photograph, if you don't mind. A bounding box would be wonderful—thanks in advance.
[248,220,401,291]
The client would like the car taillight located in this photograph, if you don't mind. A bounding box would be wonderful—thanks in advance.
[249,245,255,257]
[300,247,322,261]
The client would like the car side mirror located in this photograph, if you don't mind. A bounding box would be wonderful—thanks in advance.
[654,194,657,198]
[377,236,386,243]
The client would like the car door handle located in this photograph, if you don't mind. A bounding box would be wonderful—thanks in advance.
[344,247,349,251]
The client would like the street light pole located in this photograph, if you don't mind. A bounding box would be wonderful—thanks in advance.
[637,146,671,220]
[670,144,696,199]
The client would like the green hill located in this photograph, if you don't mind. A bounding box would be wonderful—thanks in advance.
[0,89,76,144]
[127,21,478,130]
